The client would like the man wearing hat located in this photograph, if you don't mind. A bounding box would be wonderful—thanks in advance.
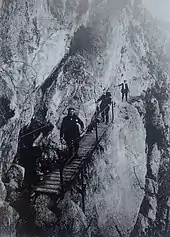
[60,107,84,157]
[97,90,112,124]
[118,77,130,102]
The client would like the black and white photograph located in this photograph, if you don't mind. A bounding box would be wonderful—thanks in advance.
[0,0,170,236]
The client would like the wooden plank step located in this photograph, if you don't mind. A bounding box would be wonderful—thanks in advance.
[63,169,76,175]
[71,158,82,163]
[62,174,73,180]
[47,174,60,179]
[67,165,80,169]
[69,162,81,167]
[45,176,69,182]
[65,167,79,173]
[64,165,78,170]
[41,180,60,185]
[52,172,60,176]
[70,161,82,165]
[36,187,60,194]
[47,175,60,179]
[38,184,60,190]
[63,174,75,181]
[46,172,60,176]
[63,172,75,179]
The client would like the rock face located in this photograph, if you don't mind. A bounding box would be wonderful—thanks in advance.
[0,180,7,201]
[58,196,89,237]
[85,101,147,237]
[6,164,25,189]
[0,200,19,237]
[4,164,25,204]
[34,194,57,230]
[0,0,170,236]
[33,194,89,237]
[130,87,170,236]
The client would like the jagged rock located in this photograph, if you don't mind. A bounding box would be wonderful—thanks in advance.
[150,98,164,129]
[0,200,19,237]
[58,196,89,237]
[146,178,158,195]
[130,213,149,237]
[6,164,25,189]
[132,99,145,117]
[147,196,157,221]
[6,187,21,204]
[0,180,7,201]
[34,194,58,230]
[149,144,161,179]
[4,164,25,204]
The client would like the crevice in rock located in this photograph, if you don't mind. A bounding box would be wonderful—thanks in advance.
[17,117,54,187]
[0,96,14,127]
[130,82,170,237]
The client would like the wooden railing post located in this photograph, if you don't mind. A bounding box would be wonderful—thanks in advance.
[111,102,114,123]
[81,169,85,213]
[95,117,99,143]
[165,198,170,236]
[59,161,64,198]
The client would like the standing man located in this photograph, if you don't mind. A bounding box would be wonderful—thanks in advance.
[118,79,130,102]
[97,91,112,124]
[60,107,84,157]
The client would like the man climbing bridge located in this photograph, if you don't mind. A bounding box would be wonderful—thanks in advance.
[97,91,112,124]
[60,107,84,158]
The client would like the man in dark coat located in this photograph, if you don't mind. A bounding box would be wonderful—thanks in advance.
[97,91,112,124]
[118,80,130,102]
[60,107,84,157]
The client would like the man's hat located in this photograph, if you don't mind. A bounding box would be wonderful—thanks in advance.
[67,107,75,111]
[106,91,111,96]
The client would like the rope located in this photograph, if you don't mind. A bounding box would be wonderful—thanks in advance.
[59,103,113,167]
[19,124,50,139]
[19,96,112,145]
[16,53,116,163]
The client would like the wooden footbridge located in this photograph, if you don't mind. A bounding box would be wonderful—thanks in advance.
[34,104,114,212]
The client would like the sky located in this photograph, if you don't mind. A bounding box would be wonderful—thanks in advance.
[142,0,170,22]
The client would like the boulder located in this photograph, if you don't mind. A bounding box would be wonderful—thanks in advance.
[34,194,58,230]
[58,196,89,237]
[0,180,7,201]
[5,164,24,204]
[6,164,25,189]
[0,200,19,237]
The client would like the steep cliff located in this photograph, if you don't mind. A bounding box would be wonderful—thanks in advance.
[0,0,170,236]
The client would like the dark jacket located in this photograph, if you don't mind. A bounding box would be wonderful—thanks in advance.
[118,83,130,93]
[97,94,112,111]
[60,114,84,141]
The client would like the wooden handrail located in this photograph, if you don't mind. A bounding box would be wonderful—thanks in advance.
[51,102,115,195]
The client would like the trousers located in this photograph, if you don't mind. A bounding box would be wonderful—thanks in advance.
[122,92,128,102]
[101,107,110,124]
[65,138,80,158]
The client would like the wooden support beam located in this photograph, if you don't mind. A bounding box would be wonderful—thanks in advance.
[59,167,64,199]
[165,197,170,236]
[111,101,114,123]
[95,118,99,143]
[81,169,85,214]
